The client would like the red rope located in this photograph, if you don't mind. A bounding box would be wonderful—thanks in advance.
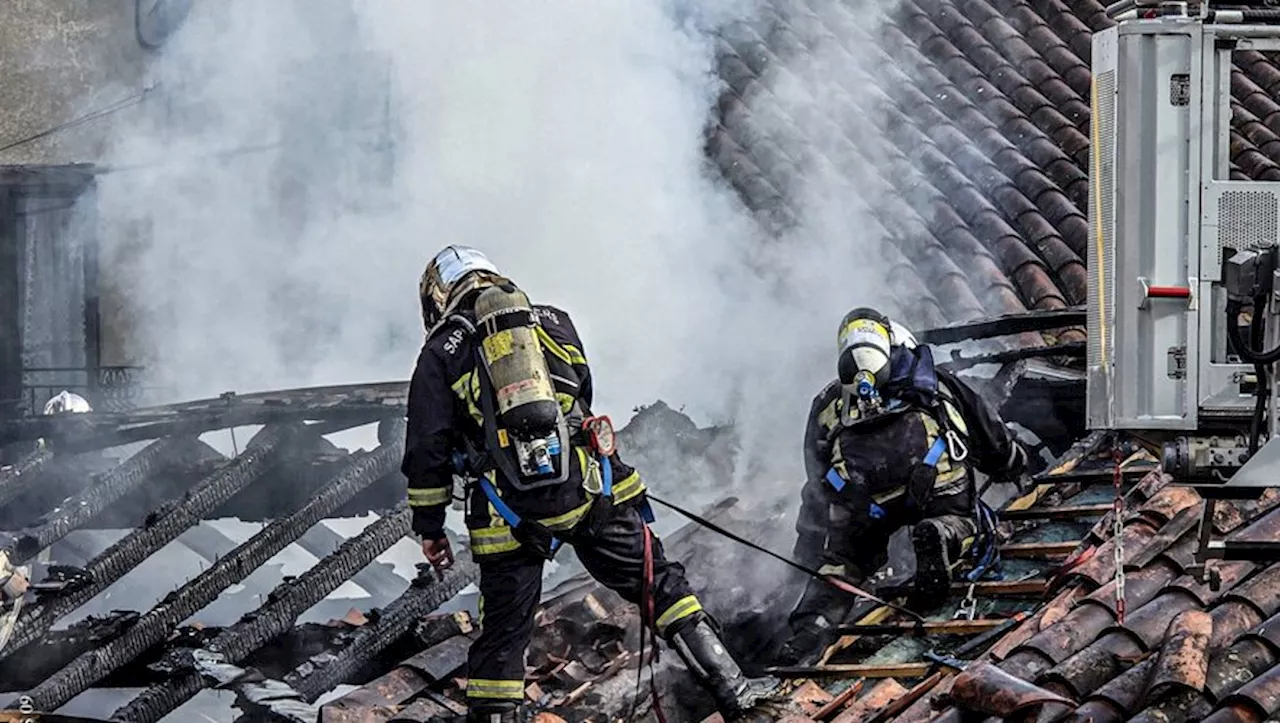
[642,524,668,723]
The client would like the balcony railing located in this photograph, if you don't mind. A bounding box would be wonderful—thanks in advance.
[4,365,149,417]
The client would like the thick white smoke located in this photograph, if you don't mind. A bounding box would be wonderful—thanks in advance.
[94,0,914,497]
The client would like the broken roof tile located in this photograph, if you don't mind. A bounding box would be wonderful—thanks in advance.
[1148,610,1212,699]
[948,661,1075,718]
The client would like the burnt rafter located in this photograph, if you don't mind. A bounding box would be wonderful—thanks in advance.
[2,436,196,564]
[916,307,1087,345]
[14,422,407,713]
[0,381,409,451]
[0,443,53,509]
[110,504,415,723]
[223,557,480,723]
[284,556,479,703]
[0,424,307,659]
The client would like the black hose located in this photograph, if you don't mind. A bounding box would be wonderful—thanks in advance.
[1226,299,1280,365]
[1249,306,1268,456]
[1226,299,1274,456]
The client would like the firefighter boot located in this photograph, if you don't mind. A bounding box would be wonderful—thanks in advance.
[465,701,522,723]
[912,515,978,604]
[669,613,778,720]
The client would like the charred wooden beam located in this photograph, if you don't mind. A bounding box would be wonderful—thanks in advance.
[285,561,478,702]
[0,425,302,659]
[0,611,138,692]
[0,443,52,509]
[916,307,1085,345]
[951,579,1049,597]
[111,503,413,723]
[1000,503,1112,521]
[13,423,405,713]
[225,590,478,723]
[318,635,473,723]
[834,619,1017,636]
[2,617,355,693]
[999,541,1082,559]
[2,436,195,564]
[0,382,408,450]
[766,662,937,679]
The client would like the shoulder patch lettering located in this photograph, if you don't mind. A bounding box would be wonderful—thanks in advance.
[536,307,560,325]
[443,328,465,356]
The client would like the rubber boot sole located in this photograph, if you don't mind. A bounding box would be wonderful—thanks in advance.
[912,522,951,605]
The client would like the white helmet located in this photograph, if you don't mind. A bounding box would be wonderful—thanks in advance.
[42,390,93,415]
[889,319,918,350]
[419,245,502,329]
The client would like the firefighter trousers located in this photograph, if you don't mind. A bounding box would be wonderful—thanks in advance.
[465,500,703,706]
[788,488,973,632]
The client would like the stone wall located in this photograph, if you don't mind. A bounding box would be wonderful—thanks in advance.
[0,0,150,167]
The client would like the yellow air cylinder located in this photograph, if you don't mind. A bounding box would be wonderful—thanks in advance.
[474,283,560,436]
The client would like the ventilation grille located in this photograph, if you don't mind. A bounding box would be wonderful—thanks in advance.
[1088,69,1117,376]
[1218,190,1279,251]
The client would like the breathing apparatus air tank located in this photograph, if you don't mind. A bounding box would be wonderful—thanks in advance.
[474,282,567,483]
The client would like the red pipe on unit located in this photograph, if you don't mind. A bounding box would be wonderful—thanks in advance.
[1146,286,1192,299]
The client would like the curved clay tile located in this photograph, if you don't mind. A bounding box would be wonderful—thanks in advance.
[1219,564,1280,630]
[950,661,1077,718]
[1237,50,1280,99]
[1148,610,1212,699]
[1062,0,1115,32]
[1039,0,1095,60]
[1235,104,1280,165]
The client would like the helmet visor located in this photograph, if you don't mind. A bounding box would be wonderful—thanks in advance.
[433,246,498,287]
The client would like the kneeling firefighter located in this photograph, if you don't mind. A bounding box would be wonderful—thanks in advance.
[403,245,774,722]
[779,308,1028,665]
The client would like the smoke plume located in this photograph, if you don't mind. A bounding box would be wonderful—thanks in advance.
[92,0,945,501]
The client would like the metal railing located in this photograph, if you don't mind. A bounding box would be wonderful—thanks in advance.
[4,365,148,417]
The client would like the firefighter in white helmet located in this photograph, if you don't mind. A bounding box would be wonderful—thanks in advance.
[403,245,775,721]
[780,307,1027,665]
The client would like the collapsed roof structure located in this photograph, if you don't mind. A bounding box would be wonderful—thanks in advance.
[7,0,1280,721]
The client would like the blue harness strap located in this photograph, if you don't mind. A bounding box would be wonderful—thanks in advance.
[479,476,562,552]
[923,436,948,467]
[824,467,847,492]
[601,453,613,498]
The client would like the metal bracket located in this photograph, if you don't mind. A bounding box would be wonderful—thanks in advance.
[1138,277,1196,310]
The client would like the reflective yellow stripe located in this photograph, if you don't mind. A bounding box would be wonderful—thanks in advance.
[540,500,593,532]
[563,342,587,365]
[470,526,520,556]
[613,470,645,504]
[534,326,586,366]
[872,486,906,504]
[817,564,846,576]
[655,595,703,634]
[940,397,969,436]
[818,398,839,435]
[408,487,450,507]
[451,372,483,424]
[555,392,575,414]
[466,678,525,700]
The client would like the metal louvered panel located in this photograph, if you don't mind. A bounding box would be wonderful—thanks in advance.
[1087,40,1118,429]
[1217,190,1279,251]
